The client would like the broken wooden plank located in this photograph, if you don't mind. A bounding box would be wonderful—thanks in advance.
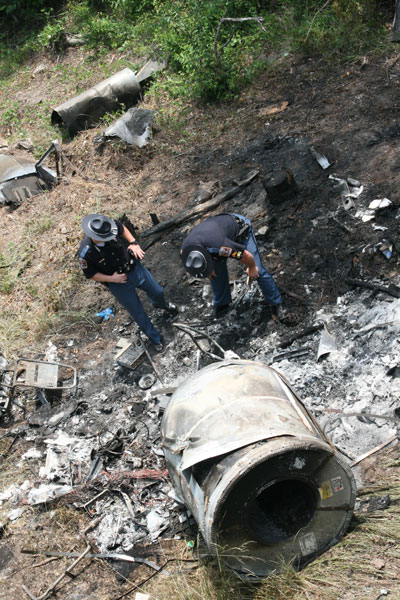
[141,170,259,238]
[350,435,398,468]
[346,278,400,299]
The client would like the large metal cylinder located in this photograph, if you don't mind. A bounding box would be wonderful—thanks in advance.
[161,360,356,578]
[51,68,142,136]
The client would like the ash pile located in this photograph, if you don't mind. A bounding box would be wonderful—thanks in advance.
[0,339,195,577]
[1,280,399,580]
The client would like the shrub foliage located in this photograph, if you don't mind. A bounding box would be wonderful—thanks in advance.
[0,0,393,100]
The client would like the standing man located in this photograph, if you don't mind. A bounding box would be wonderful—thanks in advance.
[181,213,286,320]
[78,214,177,350]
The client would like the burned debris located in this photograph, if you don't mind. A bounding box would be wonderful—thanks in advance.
[0,141,60,208]
[1,110,400,595]
[52,61,164,139]
[1,268,399,594]
[0,356,77,417]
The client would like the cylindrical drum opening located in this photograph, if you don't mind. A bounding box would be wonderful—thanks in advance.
[247,478,319,544]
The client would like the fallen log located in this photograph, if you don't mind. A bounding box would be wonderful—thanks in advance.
[277,323,324,349]
[346,278,400,299]
[141,170,259,238]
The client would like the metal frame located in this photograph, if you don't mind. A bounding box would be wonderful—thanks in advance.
[0,358,77,415]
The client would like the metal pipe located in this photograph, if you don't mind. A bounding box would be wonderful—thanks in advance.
[161,360,356,578]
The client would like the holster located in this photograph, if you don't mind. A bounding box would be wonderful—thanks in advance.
[231,215,250,242]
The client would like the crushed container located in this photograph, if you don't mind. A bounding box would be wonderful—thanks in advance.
[161,360,356,578]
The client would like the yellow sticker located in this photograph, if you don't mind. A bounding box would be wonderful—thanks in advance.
[319,480,333,500]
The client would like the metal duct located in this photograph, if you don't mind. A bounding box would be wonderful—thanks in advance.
[161,360,356,578]
[51,68,142,136]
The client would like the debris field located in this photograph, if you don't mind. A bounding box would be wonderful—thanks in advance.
[1,50,400,598]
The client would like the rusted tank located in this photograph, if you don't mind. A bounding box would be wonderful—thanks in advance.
[161,360,356,578]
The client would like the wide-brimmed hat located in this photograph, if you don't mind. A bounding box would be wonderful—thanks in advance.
[82,214,118,241]
[181,245,214,278]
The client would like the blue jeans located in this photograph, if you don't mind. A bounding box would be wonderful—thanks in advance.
[107,262,167,344]
[210,214,282,308]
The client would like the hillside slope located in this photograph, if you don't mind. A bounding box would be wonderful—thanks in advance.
[1,42,400,600]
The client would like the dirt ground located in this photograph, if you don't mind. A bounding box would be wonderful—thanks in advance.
[1,46,400,600]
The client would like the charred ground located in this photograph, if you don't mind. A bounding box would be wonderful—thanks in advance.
[0,47,400,600]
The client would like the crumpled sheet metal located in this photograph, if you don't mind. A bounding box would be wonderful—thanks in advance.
[136,59,166,84]
[51,68,142,136]
[0,152,57,206]
[161,360,326,472]
[104,108,156,147]
[317,326,338,361]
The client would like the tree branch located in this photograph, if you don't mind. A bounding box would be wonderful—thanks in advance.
[214,16,266,60]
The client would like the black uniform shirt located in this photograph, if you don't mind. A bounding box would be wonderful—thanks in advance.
[78,220,132,279]
[182,214,246,261]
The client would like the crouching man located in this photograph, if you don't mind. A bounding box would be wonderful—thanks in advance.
[78,214,177,351]
[181,213,286,320]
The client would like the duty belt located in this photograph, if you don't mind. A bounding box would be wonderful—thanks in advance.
[231,214,250,242]
[116,251,137,274]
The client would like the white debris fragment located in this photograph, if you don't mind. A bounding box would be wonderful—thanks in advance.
[26,483,73,505]
[44,431,79,446]
[224,349,241,360]
[8,508,23,521]
[293,457,306,469]
[19,448,42,461]
[357,210,375,222]
[368,198,392,210]
[0,484,21,504]
[48,412,65,426]
[44,340,58,362]
[168,489,185,505]
[146,508,169,541]
[347,185,364,198]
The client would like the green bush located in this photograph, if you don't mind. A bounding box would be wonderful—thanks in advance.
[137,0,267,101]
[29,13,68,51]
[0,0,393,100]
[0,0,60,30]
